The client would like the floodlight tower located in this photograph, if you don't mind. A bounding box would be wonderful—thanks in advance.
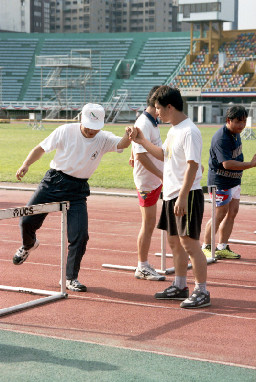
[178,0,236,65]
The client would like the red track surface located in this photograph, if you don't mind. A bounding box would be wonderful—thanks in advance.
[0,189,256,369]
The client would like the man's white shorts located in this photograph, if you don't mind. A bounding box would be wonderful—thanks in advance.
[209,185,241,207]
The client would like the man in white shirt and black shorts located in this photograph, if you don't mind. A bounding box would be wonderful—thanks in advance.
[130,85,210,309]
[14,103,131,292]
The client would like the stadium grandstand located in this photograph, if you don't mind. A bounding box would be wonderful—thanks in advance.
[0,29,256,123]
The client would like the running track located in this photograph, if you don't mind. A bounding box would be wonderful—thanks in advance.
[0,188,256,376]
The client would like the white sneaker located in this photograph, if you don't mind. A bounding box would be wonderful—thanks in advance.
[180,289,211,309]
[135,265,165,281]
[66,279,87,292]
[13,239,40,265]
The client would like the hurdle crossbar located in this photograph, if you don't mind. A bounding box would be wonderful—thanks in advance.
[0,201,69,317]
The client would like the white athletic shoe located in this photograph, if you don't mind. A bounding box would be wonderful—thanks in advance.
[135,264,165,281]
[13,239,40,265]
[66,279,87,292]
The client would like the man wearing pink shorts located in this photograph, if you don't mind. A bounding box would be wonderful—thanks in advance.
[130,86,164,281]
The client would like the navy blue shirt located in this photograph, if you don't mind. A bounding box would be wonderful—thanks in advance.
[207,124,243,189]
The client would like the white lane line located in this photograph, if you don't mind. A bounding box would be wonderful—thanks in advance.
[0,326,256,370]
[1,243,256,266]
[67,294,256,321]
[0,242,138,254]
[1,258,255,321]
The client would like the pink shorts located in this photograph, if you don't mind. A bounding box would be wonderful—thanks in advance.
[137,184,162,207]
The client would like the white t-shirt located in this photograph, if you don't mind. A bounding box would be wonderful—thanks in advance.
[132,112,163,191]
[40,123,122,179]
[162,118,202,200]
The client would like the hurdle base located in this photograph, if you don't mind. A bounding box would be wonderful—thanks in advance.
[228,239,256,246]
[102,264,167,275]
[0,285,68,317]
[155,252,173,258]
[165,257,216,274]
[102,257,217,276]
[206,257,218,264]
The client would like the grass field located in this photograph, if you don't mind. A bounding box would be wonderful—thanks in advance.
[0,121,256,195]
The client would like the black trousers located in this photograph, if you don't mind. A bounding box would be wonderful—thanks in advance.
[20,169,90,280]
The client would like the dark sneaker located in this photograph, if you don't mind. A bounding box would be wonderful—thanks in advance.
[155,282,189,300]
[13,239,40,265]
[66,279,87,292]
[180,289,211,309]
[135,265,166,281]
[215,245,241,259]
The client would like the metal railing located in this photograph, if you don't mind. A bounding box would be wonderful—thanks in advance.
[36,56,91,68]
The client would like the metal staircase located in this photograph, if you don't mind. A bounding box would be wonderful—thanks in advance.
[241,101,256,140]
[36,51,93,119]
[105,89,129,123]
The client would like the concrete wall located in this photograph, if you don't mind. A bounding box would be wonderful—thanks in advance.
[0,0,30,33]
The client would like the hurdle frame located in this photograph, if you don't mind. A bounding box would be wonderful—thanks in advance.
[0,201,69,317]
[102,187,217,274]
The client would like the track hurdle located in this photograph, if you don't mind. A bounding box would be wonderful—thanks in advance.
[0,201,69,317]
[102,187,217,274]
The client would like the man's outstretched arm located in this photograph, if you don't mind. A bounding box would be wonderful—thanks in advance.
[127,126,164,161]
[16,145,45,181]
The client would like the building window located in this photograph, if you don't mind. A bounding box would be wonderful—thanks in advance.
[179,2,221,16]
[183,4,190,18]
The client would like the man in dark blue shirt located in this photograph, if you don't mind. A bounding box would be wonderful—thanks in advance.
[202,105,256,259]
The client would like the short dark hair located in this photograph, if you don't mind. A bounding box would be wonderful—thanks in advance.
[226,105,248,121]
[151,85,183,112]
[147,85,161,107]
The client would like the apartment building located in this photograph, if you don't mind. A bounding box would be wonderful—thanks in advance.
[0,0,50,33]
[49,0,179,33]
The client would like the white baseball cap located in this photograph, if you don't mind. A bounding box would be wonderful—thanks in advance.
[81,103,105,130]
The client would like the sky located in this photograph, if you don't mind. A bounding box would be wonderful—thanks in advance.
[238,0,256,29]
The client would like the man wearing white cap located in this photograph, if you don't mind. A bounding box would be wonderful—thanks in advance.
[14,103,132,292]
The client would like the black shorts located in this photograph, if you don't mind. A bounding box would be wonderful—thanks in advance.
[157,189,204,240]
